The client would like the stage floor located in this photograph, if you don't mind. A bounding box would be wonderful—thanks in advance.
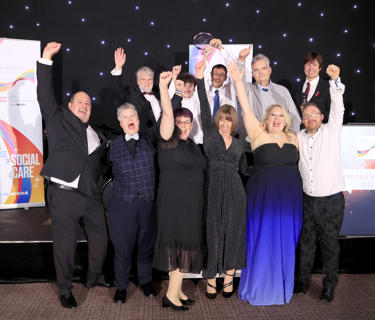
[0,274,374,320]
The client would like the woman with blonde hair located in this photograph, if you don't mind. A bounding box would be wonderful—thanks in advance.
[228,62,303,305]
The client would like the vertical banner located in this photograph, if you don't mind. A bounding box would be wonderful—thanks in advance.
[0,38,45,209]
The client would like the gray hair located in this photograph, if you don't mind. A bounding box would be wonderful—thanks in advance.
[117,103,138,121]
[135,66,154,80]
[251,53,271,67]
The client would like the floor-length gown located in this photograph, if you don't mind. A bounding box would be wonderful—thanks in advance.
[238,143,303,305]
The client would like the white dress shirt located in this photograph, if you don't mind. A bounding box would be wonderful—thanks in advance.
[302,76,320,102]
[298,79,345,197]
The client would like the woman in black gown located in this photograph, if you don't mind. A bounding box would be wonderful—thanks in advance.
[153,71,207,311]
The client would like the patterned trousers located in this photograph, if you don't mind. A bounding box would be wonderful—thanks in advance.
[297,192,345,288]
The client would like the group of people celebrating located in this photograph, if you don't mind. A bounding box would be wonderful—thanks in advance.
[36,38,346,310]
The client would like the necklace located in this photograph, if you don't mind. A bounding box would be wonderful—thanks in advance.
[269,132,283,139]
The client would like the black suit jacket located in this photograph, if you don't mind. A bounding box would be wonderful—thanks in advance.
[37,62,108,199]
[111,73,160,134]
[292,76,331,123]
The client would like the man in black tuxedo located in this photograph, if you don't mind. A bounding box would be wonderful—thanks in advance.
[37,42,110,309]
[111,47,161,134]
[292,52,331,123]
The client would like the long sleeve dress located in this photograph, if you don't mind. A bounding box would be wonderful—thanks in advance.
[197,78,247,279]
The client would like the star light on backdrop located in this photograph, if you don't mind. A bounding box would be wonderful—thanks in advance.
[1,0,373,121]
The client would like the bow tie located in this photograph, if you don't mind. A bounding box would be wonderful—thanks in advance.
[262,88,269,92]
[125,133,139,141]
[143,92,153,95]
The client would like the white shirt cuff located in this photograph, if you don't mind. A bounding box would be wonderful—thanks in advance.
[111,68,122,76]
[38,58,53,66]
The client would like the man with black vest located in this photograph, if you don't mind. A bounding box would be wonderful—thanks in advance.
[108,103,156,303]
[37,42,110,308]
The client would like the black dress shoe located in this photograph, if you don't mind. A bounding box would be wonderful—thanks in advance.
[59,293,77,309]
[85,279,112,289]
[320,286,335,302]
[162,295,189,311]
[114,289,127,304]
[141,282,155,297]
[180,298,195,305]
[294,282,308,295]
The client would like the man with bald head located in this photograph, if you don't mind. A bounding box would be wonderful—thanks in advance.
[295,64,345,302]
[37,42,110,309]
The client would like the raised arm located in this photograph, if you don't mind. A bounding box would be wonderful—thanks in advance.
[110,47,127,103]
[37,42,62,122]
[159,71,175,140]
[326,64,345,131]
[227,61,262,139]
[195,60,215,139]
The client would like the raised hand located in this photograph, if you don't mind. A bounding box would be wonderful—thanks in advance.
[195,60,206,80]
[114,47,126,70]
[227,61,244,83]
[209,38,223,50]
[326,64,340,80]
[159,71,173,89]
[238,44,253,62]
[172,65,182,80]
[42,42,61,60]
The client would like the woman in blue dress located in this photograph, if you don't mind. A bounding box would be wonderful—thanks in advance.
[228,62,303,305]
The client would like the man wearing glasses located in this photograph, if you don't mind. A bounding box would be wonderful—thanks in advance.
[295,64,345,302]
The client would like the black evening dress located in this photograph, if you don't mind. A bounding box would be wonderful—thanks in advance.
[153,130,207,273]
[197,78,247,279]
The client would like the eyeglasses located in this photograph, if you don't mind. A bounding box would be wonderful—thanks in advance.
[212,72,226,78]
[175,120,192,126]
[303,112,322,120]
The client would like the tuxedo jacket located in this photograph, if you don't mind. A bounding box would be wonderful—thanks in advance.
[37,62,108,199]
[292,77,331,123]
[111,74,160,134]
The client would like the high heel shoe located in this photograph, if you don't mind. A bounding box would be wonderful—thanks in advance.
[223,271,235,298]
[206,280,217,299]
[180,298,195,305]
[162,296,189,311]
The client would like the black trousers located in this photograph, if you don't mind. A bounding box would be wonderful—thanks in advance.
[47,184,108,296]
[297,192,345,288]
[108,197,155,290]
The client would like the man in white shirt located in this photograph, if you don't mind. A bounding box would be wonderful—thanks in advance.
[111,48,161,134]
[295,64,345,302]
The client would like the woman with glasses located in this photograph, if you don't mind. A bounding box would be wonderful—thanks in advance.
[152,71,206,311]
[227,62,303,306]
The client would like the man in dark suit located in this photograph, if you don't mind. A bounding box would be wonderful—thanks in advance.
[292,52,331,123]
[37,42,110,309]
[111,47,161,134]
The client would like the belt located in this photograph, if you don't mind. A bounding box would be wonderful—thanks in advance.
[51,182,78,192]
